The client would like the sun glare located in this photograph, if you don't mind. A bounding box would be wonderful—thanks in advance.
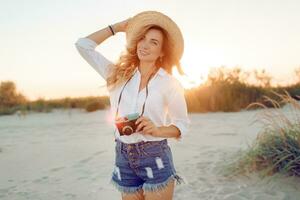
[173,44,230,89]
[172,55,209,89]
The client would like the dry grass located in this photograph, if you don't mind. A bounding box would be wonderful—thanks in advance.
[232,90,300,177]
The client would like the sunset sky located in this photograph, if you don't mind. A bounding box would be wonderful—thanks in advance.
[1,0,300,101]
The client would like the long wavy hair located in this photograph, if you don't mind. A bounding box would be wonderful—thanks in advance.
[106,25,184,91]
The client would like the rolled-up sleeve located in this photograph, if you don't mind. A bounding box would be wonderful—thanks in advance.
[166,78,191,141]
[74,37,114,80]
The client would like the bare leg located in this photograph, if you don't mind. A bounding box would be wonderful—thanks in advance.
[121,189,145,200]
[144,179,175,200]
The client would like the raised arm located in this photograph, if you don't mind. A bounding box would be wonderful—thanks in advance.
[86,23,121,45]
[74,19,131,80]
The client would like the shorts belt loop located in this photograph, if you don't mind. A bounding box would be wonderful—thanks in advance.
[135,143,141,155]
[115,139,122,153]
[119,141,122,153]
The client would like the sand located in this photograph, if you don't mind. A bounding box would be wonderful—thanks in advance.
[0,105,300,200]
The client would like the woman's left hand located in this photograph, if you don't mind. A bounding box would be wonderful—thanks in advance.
[135,116,160,137]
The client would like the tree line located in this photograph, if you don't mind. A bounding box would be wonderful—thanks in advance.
[1,66,299,115]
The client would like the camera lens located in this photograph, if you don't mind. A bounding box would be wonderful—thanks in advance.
[122,126,133,135]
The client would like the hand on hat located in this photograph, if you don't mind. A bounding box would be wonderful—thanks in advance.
[112,18,132,33]
[135,116,161,137]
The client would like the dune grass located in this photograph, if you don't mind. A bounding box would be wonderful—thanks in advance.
[231,91,300,177]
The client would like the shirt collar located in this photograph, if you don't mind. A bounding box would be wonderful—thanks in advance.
[135,67,167,77]
[157,67,167,76]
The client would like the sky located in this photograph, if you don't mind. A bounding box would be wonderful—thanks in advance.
[1,0,300,101]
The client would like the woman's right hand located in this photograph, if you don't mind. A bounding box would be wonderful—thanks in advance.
[112,18,132,33]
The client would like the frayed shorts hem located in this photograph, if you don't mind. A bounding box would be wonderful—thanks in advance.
[110,173,186,195]
[110,178,143,195]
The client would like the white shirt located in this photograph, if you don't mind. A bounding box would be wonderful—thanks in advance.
[75,37,190,143]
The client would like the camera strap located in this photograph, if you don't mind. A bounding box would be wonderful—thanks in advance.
[115,67,158,119]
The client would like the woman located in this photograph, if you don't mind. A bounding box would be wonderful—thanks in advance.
[75,11,190,200]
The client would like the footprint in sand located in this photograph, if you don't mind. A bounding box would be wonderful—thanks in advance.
[0,188,9,195]
[0,185,17,197]
[53,178,62,183]
[79,156,94,164]
[212,132,237,136]
[196,161,213,170]
[77,176,88,180]
[93,150,105,156]
[64,193,77,198]
[32,176,49,183]
[90,176,99,181]
[49,166,65,172]
[73,150,106,168]
[16,191,30,197]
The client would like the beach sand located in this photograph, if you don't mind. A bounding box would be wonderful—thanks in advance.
[0,105,300,200]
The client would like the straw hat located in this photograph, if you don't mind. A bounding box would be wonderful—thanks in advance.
[126,11,184,61]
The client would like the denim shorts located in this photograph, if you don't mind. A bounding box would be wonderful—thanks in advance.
[110,138,184,195]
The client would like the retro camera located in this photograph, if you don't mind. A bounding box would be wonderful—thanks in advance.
[115,113,141,136]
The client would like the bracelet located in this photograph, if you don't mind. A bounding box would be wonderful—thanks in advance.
[108,25,115,35]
